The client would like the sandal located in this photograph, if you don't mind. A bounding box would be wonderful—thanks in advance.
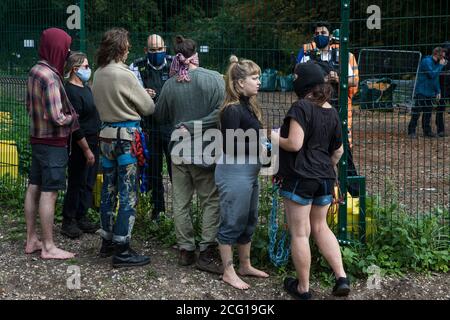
[284,277,312,300]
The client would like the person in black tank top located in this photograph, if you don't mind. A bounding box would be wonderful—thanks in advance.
[271,63,350,299]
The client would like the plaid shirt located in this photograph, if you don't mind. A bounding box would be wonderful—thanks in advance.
[26,60,79,140]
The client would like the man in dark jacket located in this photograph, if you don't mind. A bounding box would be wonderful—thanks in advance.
[130,34,172,220]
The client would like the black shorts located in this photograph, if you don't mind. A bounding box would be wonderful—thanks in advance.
[29,144,68,192]
[279,178,334,206]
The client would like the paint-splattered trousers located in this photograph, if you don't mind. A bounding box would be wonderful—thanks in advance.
[99,138,138,244]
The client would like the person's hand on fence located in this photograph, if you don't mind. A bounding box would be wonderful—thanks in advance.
[436,93,441,100]
[84,148,95,166]
[439,57,447,66]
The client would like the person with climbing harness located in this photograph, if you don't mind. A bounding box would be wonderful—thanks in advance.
[92,28,155,268]
[61,52,100,239]
[129,34,173,220]
[297,22,359,196]
[155,35,224,274]
[215,55,269,290]
[271,62,350,300]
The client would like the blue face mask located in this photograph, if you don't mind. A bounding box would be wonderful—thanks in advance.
[314,35,330,49]
[147,51,166,66]
[75,67,91,83]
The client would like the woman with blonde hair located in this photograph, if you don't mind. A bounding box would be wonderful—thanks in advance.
[215,55,269,290]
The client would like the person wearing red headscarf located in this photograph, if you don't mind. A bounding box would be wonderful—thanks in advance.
[24,28,80,259]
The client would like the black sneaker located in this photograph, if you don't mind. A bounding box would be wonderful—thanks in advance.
[61,218,83,239]
[332,277,351,297]
[99,239,115,258]
[112,243,151,268]
[437,132,445,137]
[77,216,99,233]
[408,133,417,139]
[424,132,436,138]
[283,277,312,300]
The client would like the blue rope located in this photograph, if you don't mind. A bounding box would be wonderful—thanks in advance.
[268,180,291,267]
[139,131,150,193]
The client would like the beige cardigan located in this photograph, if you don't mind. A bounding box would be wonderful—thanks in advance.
[92,61,154,123]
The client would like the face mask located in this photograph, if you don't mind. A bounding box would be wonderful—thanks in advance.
[147,51,166,66]
[75,67,91,83]
[314,35,330,49]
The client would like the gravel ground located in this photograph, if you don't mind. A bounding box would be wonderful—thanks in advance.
[0,225,448,300]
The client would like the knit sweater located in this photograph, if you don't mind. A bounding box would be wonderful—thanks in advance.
[155,67,225,165]
[155,67,225,132]
[92,61,155,123]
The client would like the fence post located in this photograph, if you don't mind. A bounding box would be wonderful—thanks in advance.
[338,0,350,243]
[79,0,86,53]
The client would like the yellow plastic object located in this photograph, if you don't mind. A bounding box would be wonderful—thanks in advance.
[0,112,13,124]
[0,140,19,178]
[327,190,375,237]
[93,173,103,208]
[92,173,120,212]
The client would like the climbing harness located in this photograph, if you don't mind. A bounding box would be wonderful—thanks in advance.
[132,130,151,193]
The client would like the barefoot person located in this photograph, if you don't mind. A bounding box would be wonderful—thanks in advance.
[215,56,269,290]
[24,28,79,259]
[271,62,349,299]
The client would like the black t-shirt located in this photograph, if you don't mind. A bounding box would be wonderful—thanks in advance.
[220,97,262,157]
[278,99,342,181]
[65,83,101,141]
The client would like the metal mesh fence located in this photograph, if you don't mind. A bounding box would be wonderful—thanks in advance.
[0,0,449,243]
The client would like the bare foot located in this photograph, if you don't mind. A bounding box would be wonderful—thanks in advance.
[238,266,269,278]
[25,239,42,254]
[222,271,250,290]
[41,246,75,260]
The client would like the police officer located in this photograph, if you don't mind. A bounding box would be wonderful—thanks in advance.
[130,34,172,220]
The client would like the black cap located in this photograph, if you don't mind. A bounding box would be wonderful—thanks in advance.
[293,62,325,98]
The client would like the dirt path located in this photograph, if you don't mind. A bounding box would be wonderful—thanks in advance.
[0,225,448,300]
